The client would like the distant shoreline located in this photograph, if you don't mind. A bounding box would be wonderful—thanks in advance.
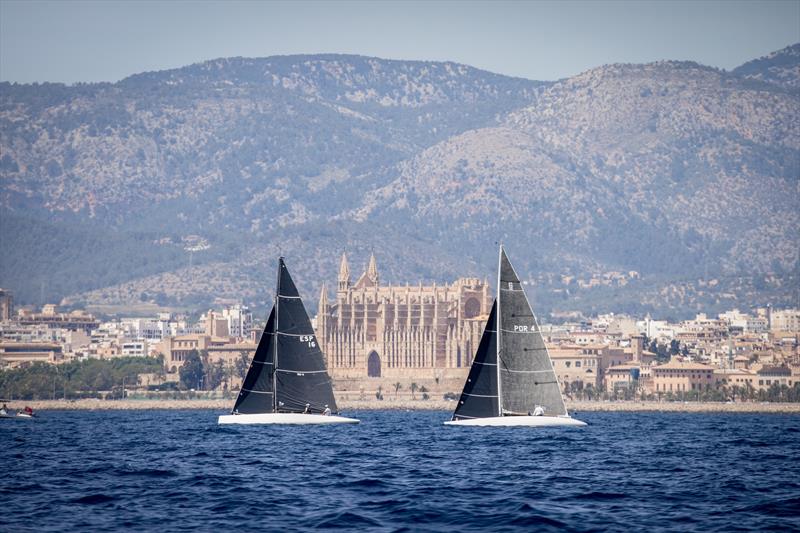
[8,399,800,414]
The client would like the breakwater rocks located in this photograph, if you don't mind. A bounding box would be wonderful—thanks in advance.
[13,398,800,413]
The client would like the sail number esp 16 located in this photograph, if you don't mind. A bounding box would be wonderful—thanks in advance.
[299,335,316,348]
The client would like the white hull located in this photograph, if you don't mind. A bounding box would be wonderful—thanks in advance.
[444,415,586,427]
[218,413,359,425]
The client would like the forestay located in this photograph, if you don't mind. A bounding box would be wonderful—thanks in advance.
[497,248,567,416]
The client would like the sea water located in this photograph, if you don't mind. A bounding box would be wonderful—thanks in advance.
[2,410,799,531]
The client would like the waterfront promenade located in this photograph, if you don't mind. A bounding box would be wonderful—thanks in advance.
[13,398,800,413]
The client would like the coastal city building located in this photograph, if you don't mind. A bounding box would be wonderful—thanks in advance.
[0,341,63,366]
[652,360,715,395]
[15,304,99,333]
[0,278,797,398]
[202,305,253,339]
[153,333,256,379]
[771,309,800,333]
[0,288,13,321]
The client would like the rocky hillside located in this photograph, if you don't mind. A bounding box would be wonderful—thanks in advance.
[356,61,798,276]
[732,43,800,91]
[0,56,541,215]
[0,49,798,317]
[0,55,543,304]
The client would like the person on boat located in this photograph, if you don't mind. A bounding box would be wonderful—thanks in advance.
[303,403,311,414]
[0,403,7,415]
[322,406,331,416]
[532,405,545,416]
[24,406,33,416]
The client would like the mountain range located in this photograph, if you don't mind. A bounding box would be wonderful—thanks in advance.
[1,44,798,319]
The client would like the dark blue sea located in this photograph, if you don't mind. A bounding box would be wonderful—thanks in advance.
[2,410,799,532]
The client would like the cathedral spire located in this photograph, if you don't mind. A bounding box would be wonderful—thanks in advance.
[366,252,379,286]
[319,282,329,309]
[338,252,351,291]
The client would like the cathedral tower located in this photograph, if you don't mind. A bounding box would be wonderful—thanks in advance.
[366,252,379,286]
[338,253,351,292]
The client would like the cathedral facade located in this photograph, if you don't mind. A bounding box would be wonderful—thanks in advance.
[315,253,492,380]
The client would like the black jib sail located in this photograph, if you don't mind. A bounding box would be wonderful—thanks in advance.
[273,258,339,414]
[452,300,499,421]
[232,308,276,414]
[497,247,567,416]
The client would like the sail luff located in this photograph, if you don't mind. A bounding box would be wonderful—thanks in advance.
[496,245,503,417]
[273,257,280,412]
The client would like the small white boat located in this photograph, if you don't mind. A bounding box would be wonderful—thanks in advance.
[219,257,359,426]
[218,413,359,425]
[446,246,586,428]
[0,408,36,419]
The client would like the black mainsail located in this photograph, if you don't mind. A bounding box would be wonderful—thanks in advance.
[451,301,499,421]
[451,246,568,420]
[232,257,338,415]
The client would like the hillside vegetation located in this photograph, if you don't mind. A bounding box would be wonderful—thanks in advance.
[1,46,798,317]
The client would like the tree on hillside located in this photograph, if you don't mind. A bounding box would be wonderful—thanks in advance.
[179,350,204,390]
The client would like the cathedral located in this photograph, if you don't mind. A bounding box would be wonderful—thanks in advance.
[315,253,492,380]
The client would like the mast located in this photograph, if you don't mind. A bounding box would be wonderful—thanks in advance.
[273,256,281,413]
[496,243,503,417]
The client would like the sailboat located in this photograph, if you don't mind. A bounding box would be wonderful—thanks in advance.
[218,257,359,425]
[445,246,586,427]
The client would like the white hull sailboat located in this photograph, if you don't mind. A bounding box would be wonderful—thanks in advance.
[218,257,359,426]
[446,246,586,428]
[218,413,359,425]
[445,415,585,427]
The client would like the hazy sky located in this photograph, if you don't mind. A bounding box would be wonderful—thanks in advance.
[1,0,798,84]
